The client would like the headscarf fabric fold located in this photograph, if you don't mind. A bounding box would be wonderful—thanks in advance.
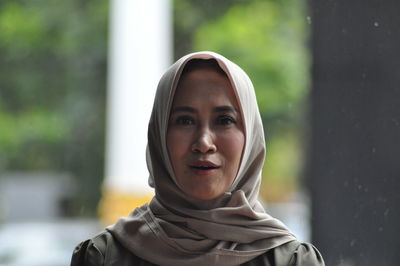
[108,51,296,265]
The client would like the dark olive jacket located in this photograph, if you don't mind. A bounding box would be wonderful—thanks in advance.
[71,230,324,266]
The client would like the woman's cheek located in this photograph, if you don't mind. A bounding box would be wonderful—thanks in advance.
[222,131,245,155]
[167,129,191,158]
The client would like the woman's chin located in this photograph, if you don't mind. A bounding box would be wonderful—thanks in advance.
[185,188,223,201]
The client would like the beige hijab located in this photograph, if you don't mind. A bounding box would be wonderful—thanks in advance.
[108,51,297,265]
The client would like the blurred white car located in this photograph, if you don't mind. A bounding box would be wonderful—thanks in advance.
[0,219,101,266]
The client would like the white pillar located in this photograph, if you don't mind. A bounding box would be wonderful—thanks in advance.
[100,0,171,224]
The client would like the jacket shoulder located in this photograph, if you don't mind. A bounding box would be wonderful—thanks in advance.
[283,241,325,266]
[70,230,155,266]
[244,240,325,266]
[70,231,109,266]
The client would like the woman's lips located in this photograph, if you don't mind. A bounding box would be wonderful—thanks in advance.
[189,160,220,175]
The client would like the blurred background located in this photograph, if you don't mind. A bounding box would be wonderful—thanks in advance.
[0,0,399,265]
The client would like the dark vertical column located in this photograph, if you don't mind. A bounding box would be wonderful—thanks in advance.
[309,1,400,265]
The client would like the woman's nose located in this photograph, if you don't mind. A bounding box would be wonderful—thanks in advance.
[191,129,217,154]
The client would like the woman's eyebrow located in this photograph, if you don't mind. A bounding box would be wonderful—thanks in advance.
[214,105,238,113]
[171,106,196,113]
[171,105,238,113]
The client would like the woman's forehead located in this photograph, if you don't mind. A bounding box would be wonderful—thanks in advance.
[173,68,238,106]
[180,58,227,77]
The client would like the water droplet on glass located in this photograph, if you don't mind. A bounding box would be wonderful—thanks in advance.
[377,196,387,203]
[384,208,390,217]
[374,22,379,27]
[378,227,383,232]
[307,16,312,24]
[350,239,356,247]
[372,147,376,153]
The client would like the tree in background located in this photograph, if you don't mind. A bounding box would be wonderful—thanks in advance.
[0,0,108,216]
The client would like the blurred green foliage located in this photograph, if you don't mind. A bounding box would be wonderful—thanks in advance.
[0,0,108,215]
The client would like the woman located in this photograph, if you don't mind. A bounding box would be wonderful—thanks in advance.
[71,51,324,265]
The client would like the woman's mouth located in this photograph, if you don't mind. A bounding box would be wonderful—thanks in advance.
[189,161,220,175]
[191,165,218,169]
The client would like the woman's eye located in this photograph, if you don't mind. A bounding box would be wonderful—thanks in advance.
[176,116,195,125]
[217,115,237,125]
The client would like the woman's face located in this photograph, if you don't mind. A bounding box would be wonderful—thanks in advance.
[167,67,245,200]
